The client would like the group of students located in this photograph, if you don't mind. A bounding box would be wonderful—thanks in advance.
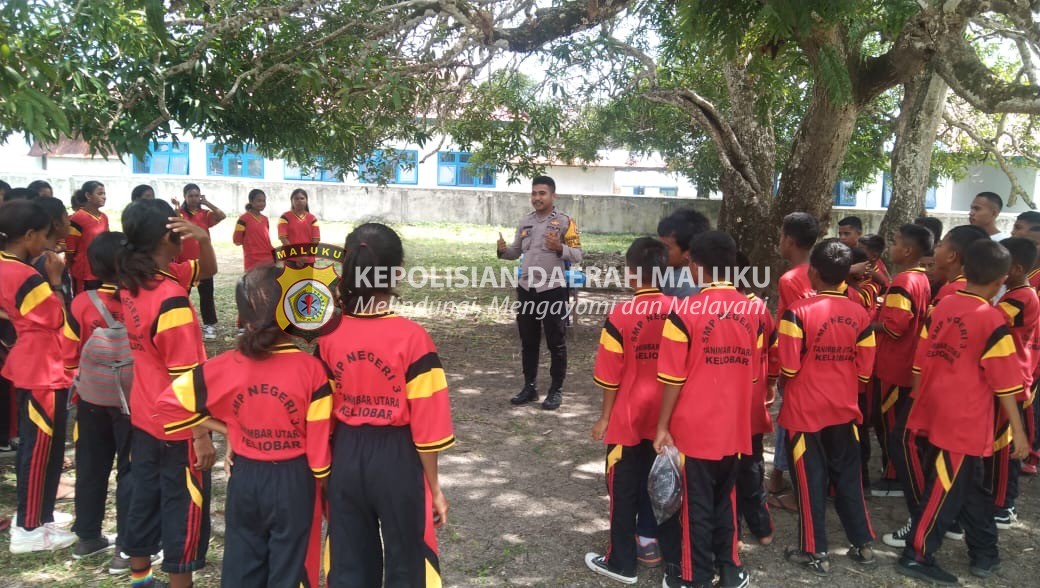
[0,179,452,588]
[586,193,1039,587]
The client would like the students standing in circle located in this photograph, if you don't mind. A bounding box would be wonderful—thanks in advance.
[175,184,226,341]
[317,223,455,587]
[66,181,109,293]
[233,189,274,272]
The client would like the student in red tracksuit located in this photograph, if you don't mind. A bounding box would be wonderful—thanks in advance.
[990,238,1039,529]
[317,223,454,588]
[776,240,877,575]
[114,199,216,588]
[897,239,1030,585]
[233,189,274,272]
[768,213,819,505]
[655,231,762,588]
[845,247,882,486]
[584,238,671,585]
[858,234,890,290]
[1012,212,1040,473]
[870,224,932,500]
[0,200,77,553]
[735,252,774,547]
[66,180,109,293]
[64,233,134,565]
[278,188,321,265]
[157,266,332,588]
[881,225,990,548]
[174,183,226,340]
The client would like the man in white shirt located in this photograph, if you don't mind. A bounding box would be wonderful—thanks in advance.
[969,191,1011,241]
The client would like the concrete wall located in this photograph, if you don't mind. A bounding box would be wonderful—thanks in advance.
[950,165,1039,214]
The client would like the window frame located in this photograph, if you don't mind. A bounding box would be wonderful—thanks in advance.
[206,143,265,178]
[436,150,496,188]
[131,141,190,175]
[358,149,420,185]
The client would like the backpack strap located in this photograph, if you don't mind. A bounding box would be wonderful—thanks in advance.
[87,289,119,328]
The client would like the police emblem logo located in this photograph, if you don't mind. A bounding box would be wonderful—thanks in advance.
[273,243,345,341]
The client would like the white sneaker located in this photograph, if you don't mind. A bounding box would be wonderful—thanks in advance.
[202,324,217,340]
[14,512,73,529]
[9,524,76,554]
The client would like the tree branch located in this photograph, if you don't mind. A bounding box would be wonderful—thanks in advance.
[944,112,1037,207]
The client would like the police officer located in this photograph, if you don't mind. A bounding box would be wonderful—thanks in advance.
[497,176,583,410]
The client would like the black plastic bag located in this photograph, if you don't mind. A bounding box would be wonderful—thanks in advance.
[648,445,682,524]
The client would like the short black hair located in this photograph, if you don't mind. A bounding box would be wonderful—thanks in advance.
[531,175,556,193]
[87,231,124,283]
[838,216,863,232]
[944,224,990,255]
[27,180,52,195]
[1016,210,1040,226]
[782,212,819,250]
[657,208,711,253]
[975,191,1004,211]
[913,216,943,250]
[850,247,869,265]
[5,187,37,201]
[689,230,737,274]
[0,180,11,194]
[810,239,852,285]
[999,237,1037,273]
[898,224,934,256]
[858,234,885,256]
[625,237,668,285]
[963,240,1010,284]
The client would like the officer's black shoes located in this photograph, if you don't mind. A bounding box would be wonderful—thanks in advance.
[542,385,563,410]
[896,556,959,586]
[510,383,539,405]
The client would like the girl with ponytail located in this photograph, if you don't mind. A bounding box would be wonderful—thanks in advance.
[316,223,456,586]
[113,199,215,587]
[0,200,77,552]
[66,180,109,292]
[156,266,331,587]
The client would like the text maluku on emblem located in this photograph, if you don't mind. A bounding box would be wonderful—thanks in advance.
[273,243,345,341]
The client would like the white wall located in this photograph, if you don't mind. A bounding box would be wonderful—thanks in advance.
[950,164,1038,213]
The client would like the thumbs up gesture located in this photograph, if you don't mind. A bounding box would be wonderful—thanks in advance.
[497,232,507,254]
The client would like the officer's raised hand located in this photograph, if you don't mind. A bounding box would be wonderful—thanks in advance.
[497,232,507,254]
[544,230,563,252]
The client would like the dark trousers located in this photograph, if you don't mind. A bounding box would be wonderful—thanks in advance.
[222,455,316,588]
[0,373,11,442]
[787,425,874,554]
[659,454,741,585]
[889,397,928,515]
[604,440,655,575]
[857,381,875,486]
[516,286,568,385]
[73,400,132,544]
[737,434,772,540]
[904,448,998,568]
[985,400,1024,509]
[635,480,658,539]
[878,381,911,481]
[194,277,218,326]
[15,388,68,530]
[328,424,439,588]
[123,430,211,573]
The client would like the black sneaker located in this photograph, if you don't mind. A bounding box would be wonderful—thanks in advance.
[660,567,699,588]
[896,556,959,586]
[718,565,751,587]
[847,543,876,566]
[584,552,637,585]
[109,550,164,575]
[510,383,538,405]
[883,518,913,548]
[72,536,113,559]
[870,478,904,497]
[970,559,1001,578]
[994,506,1017,530]
[785,548,829,576]
[541,385,563,410]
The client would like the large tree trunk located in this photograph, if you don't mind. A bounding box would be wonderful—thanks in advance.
[774,79,860,234]
[878,66,949,242]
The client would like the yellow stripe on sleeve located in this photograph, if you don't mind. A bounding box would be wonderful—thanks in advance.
[405,367,448,400]
[18,282,52,317]
[662,318,689,344]
[307,394,332,422]
[599,328,623,354]
[156,307,195,334]
[884,292,913,312]
[981,334,1017,361]
[778,318,803,339]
